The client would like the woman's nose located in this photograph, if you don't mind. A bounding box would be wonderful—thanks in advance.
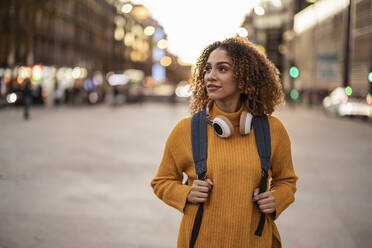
[205,69,216,80]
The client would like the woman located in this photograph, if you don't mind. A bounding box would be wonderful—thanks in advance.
[151,37,298,248]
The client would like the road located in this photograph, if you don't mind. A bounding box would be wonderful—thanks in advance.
[0,103,372,248]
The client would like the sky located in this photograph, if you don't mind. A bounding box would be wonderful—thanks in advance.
[132,0,258,64]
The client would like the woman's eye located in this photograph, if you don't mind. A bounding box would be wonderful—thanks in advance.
[205,67,211,72]
[219,67,228,72]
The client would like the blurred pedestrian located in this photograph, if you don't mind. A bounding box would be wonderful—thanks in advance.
[113,86,119,106]
[72,81,82,106]
[64,87,71,104]
[35,84,43,104]
[151,37,298,247]
[22,78,32,120]
[54,81,63,106]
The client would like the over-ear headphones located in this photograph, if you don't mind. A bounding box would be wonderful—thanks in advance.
[206,101,253,138]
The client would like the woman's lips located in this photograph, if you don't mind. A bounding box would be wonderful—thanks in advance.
[207,85,221,92]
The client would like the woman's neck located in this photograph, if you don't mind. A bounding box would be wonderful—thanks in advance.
[215,97,242,113]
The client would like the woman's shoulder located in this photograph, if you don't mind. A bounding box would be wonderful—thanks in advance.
[164,116,192,148]
[168,116,192,137]
[267,115,290,138]
[174,116,192,129]
[268,115,285,129]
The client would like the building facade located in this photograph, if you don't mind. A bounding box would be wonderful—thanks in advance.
[240,0,371,104]
[287,0,372,103]
[0,0,191,107]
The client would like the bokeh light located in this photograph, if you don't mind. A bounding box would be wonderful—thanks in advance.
[254,6,265,16]
[160,56,172,67]
[157,39,168,49]
[32,65,43,81]
[237,27,248,37]
[121,3,133,13]
[345,86,352,96]
[144,26,155,36]
[290,89,299,100]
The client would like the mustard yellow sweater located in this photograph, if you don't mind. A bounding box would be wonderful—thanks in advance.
[151,103,298,248]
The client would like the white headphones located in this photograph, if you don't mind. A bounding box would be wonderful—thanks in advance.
[206,101,253,138]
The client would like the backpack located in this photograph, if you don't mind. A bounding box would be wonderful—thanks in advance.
[189,108,271,248]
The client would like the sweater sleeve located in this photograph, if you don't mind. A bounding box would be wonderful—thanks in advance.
[269,117,298,220]
[150,120,192,213]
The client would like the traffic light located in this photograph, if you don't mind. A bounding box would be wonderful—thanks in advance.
[290,89,299,100]
[289,65,299,79]
[367,93,372,105]
[369,67,372,94]
[345,86,352,96]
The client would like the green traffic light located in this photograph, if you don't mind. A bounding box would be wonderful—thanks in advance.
[289,66,299,78]
[345,86,352,96]
[290,89,299,100]
[368,72,372,83]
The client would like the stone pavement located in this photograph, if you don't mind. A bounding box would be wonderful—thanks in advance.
[0,103,372,248]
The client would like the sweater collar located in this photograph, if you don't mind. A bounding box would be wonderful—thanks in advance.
[208,101,247,127]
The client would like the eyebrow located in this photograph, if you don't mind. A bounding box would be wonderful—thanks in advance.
[206,61,232,66]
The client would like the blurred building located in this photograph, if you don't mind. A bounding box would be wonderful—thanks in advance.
[240,0,371,105]
[0,0,191,107]
[286,0,372,104]
[240,0,293,74]
[0,0,121,107]
[0,0,118,70]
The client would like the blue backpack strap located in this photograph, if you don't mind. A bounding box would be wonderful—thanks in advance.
[252,115,271,236]
[191,108,208,179]
[253,115,271,175]
[189,108,208,248]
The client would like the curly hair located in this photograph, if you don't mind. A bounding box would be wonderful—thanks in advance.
[189,37,284,116]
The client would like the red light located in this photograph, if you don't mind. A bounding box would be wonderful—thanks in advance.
[366,94,372,105]
[341,94,348,104]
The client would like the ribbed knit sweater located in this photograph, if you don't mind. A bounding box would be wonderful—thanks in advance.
[151,103,298,248]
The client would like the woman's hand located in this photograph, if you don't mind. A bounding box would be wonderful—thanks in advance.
[252,188,276,214]
[187,179,214,204]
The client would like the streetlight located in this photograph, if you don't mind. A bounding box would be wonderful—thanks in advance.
[160,56,172,67]
[121,3,133,14]
[144,26,155,36]
[157,39,168,49]
[254,6,265,16]
[132,5,150,20]
[237,27,248,38]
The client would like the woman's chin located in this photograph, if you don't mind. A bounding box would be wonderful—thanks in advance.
[207,93,220,101]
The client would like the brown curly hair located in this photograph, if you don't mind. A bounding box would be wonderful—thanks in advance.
[189,37,284,116]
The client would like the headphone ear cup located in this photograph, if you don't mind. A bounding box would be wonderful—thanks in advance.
[239,111,253,135]
[212,115,234,138]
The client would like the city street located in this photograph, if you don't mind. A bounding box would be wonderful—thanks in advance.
[0,102,372,248]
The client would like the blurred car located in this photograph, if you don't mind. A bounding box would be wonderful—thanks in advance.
[322,87,372,119]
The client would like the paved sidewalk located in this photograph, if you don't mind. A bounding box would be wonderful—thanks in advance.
[0,103,372,248]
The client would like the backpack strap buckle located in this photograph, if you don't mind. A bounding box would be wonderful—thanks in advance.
[261,169,268,179]
[197,173,207,181]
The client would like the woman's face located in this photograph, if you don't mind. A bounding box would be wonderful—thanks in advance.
[204,48,241,104]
